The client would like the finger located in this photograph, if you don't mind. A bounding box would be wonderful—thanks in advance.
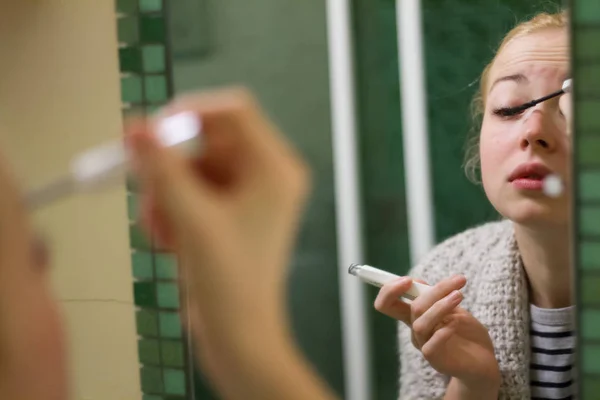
[159,88,305,176]
[373,277,413,324]
[0,149,33,282]
[559,93,572,135]
[410,275,466,320]
[411,290,462,346]
[420,324,455,361]
[126,118,219,242]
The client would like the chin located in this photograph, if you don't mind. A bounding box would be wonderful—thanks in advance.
[493,197,570,229]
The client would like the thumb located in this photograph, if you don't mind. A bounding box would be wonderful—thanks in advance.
[559,93,572,135]
[126,119,216,238]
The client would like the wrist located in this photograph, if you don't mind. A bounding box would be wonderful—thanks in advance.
[448,374,500,400]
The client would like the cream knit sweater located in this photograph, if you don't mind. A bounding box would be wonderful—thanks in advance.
[398,219,530,399]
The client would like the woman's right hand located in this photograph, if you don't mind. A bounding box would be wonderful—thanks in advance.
[559,91,572,136]
[374,276,500,396]
[126,87,312,388]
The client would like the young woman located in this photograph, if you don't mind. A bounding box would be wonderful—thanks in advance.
[374,11,574,400]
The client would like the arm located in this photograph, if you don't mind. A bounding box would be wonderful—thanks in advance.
[205,322,339,400]
[444,377,500,400]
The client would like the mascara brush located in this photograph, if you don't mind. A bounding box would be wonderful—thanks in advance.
[500,79,572,117]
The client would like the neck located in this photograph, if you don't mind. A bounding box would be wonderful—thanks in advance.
[513,223,572,308]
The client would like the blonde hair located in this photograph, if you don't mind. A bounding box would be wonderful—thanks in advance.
[464,10,568,182]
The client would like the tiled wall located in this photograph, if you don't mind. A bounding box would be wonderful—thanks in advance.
[116,1,193,399]
[573,0,600,398]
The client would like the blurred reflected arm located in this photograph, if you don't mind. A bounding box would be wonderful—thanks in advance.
[207,323,339,400]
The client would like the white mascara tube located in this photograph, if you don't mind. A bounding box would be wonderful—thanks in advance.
[26,111,201,209]
[348,264,430,301]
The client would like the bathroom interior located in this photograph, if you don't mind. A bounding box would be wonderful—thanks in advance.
[0,0,598,399]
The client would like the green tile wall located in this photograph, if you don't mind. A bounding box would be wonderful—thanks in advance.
[573,0,600,397]
[116,1,192,399]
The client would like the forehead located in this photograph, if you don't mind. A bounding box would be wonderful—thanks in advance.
[488,28,569,87]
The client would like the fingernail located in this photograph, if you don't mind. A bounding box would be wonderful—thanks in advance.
[452,275,466,284]
[448,290,462,303]
[396,277,412,285]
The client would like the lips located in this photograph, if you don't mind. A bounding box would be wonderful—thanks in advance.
[508,162,553,190]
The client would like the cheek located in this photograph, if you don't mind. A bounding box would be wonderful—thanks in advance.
[479,123,512,188]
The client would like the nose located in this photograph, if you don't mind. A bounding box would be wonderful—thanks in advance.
[519,109,558,152]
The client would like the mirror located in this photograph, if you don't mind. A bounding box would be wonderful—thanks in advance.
[116,0,590,398]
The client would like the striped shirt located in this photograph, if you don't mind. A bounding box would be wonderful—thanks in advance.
[530,304,576,400]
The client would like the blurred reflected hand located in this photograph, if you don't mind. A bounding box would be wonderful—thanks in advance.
[0,153,68,400]
[559,91,572,136]
[374,276,500,398]
[127,88,331,400]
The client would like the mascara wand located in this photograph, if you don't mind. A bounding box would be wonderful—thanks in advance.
[502,79,572,116]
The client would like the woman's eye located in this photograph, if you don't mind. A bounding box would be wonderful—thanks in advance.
[492,107,525,118]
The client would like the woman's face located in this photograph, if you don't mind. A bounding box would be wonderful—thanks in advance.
[480,28,570,228]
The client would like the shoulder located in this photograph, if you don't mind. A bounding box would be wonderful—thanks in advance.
[408,219,514,285]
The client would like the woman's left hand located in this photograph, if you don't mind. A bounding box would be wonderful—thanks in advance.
[375,276,500,395]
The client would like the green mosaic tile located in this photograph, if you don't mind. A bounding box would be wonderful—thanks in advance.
[121,76,143,104]
[118,17,139,44]
[127,176,140,192]
[132,251,154,279]
[138,338,161,365]
[159,312,182,338]
[143,45,166,73]
[582,242,600,270]
[134,282,158,307]
[128,192,140,219]
[575,28,600,61]
[576,64,600,98]
[580,206,600,236]
[146,104,167,114]
[577,100,600,132]
[161,341,184,368]
[579,137,600,166]
[163,369,186,395]
[144,76,168,103]
[129,223,151,250]
[140,16,166,43]
[119,47,143,73]
[582,344,600,374]
[582,309,600,340]
[136,309,159,336]
[140,0,162,12]
[581,275,600,304]
[582,377,600,400]
[155,254,177,279]
[581,170,600,201]
[157,283,180,308]
[122,105,146,122]
[575,1,600,24]
[117,0,138,13]
[140,366,164,393]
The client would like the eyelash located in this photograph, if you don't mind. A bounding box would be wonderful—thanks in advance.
[492,107,525,118]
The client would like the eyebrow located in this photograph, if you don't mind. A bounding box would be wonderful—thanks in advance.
[489,73,528,91]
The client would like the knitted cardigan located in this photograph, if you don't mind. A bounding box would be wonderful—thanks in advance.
[398,219,530,399]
